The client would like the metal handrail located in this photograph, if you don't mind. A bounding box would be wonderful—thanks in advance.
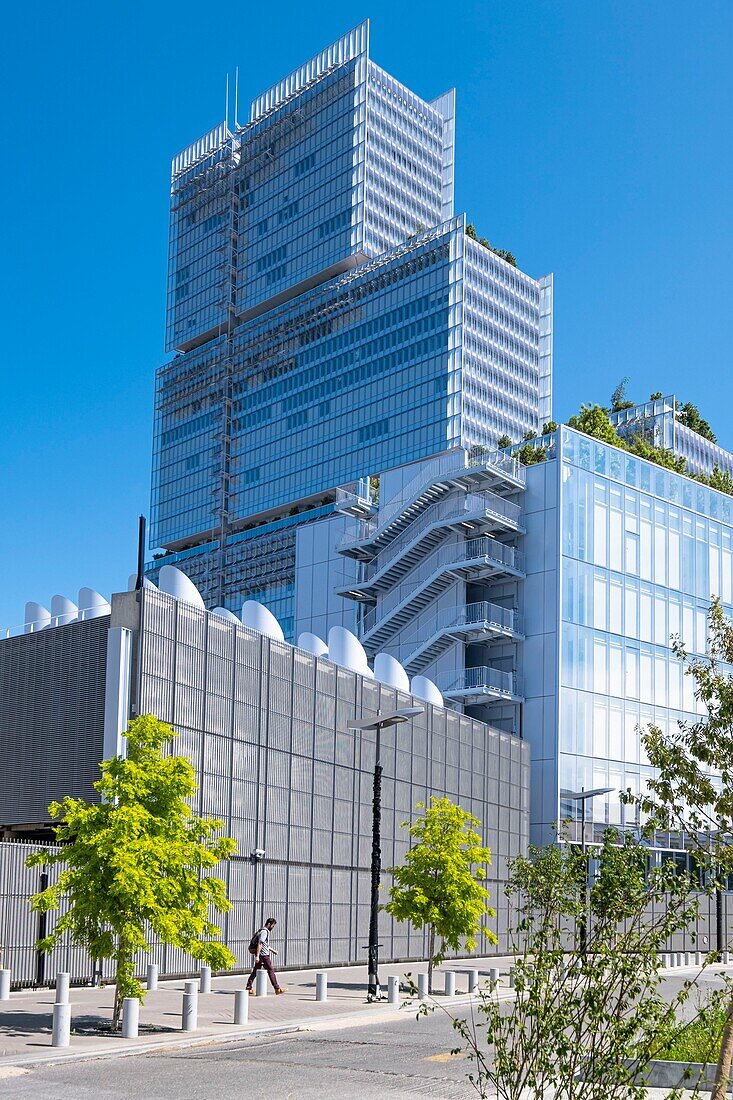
[394,601,522,663]
[361,538,523,637]
[361,490,523,583]
[439,665,522,696]
[339,448,524,552]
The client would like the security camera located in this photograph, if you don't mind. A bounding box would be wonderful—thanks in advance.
[250,848,266,862]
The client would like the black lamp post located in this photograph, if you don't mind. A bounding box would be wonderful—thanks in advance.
[563,787,613,953]
[348,706,423,1001]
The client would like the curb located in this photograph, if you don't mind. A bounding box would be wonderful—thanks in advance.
[0,990,513,1069]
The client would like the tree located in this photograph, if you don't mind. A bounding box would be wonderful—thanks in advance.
[632,598,733,1099]
[497,434,512,450]
[385,797,495,993]
[542,420,558,434]
[442,833,708,1100]
[677,400,717,443]
[466,222,478,240]
[567,404,620,445]
[649,391,663,401]
[513,442,548,465]
[610,377,634,412]
[27,714,237,1029]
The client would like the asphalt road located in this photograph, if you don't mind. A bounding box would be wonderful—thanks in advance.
[0,1010,480,1100]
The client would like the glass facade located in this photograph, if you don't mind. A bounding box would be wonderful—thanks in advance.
[151,22,552,639]
[523,426,733,845]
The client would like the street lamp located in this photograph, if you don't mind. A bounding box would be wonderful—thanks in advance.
[348,706,424,1001]
[562,787,613,953]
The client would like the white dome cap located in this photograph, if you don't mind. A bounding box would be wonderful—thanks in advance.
[242,600,285,642]
[158,565,205,609]
[374,652,410,691]
[328,626,371,676]
[410,675,443,707]
[211,606,241,624]
[24,602,51,634]
[78,588,111,621]
[50,595,78,627]
[298,632,328,658]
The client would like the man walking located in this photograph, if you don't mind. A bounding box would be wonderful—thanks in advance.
[246,916,286,994]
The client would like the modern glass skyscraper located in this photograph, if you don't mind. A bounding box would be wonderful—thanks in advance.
[150,22,553,635]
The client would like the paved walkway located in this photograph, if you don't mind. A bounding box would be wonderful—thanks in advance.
[0,957,513,1067]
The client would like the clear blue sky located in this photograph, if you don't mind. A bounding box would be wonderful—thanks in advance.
[1,1,731,629]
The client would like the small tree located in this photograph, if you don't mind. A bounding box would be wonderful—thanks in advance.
[567,403,620,445]
[385,797,495,992]
[443,833,711,1100]
[497,434,512,449]
[542,420,558,435]
[633,598,733,1098]
[27,714,237,1028]
[610,376,634,412]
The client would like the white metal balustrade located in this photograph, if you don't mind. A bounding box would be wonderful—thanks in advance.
[439,665,523,703]
[338,448,525,559]
[339,490,524,600]
[395,601,524,673]
[360,537,524,650]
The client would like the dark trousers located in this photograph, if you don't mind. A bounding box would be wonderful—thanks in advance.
[247,954,279,990]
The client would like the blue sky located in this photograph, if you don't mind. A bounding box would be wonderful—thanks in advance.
[1,1,731,628]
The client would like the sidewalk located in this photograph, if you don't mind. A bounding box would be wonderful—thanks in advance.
[0,957,514,1068]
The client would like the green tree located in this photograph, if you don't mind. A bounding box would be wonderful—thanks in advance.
[626,433,687,473]
[610,377,634,412]
[385,797,495,993]
[649,391,663,401]
[443,833,708,1100]
[497,433,512,450]
[567,403,620,445]
[632,598,733,1099]
[542,420,558,434]
[513,442,548,465]
[466,222,478,240]
[677,400,717,443]
[27,714,237,1029]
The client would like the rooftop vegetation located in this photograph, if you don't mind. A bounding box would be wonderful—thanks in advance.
[466,222,517,267]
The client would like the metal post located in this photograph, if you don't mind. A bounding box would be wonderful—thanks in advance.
[368,725,383,1002]
[55,972,70,1004]
[52,1001,71,1047]
[444,971,456,996]
[234,988,248,1024]
[717,886,724,955]
[182,990,197,1031]
[200,965,212,994]
[122,997,139,1039]
[255,967,268,997]
[468,969,480,993]
[147,964,158,991]
[489,967,500,986]
[417,972,428,999]
[388,975,399,1004]
[36,871,49,987]
[0,969,10,1001]
[316,972,328,1001]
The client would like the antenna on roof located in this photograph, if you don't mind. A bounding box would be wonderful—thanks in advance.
[225,71,230,130]
[234,67,239,129]
[135,516,146,592]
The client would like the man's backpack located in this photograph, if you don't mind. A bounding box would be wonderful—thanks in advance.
[248,929,265,955]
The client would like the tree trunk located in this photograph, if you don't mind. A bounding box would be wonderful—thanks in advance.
[112,940,131,1031]
[712,995,733,1100]
[427,927,435,995]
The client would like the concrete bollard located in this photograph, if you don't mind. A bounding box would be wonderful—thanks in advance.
[184,979,198,997]
[468,969,480,994]
[316,972,328,1002]
[417,972,429,1000]
[234,989,249,1024]
[444,970,456,997]
[55,971,70,1004]
[256,967,268,997]
[182,991,197,1031]
[684,951,691,967]
[388,976,399,1004]
[200,965,212,994]
[509,967,516,989]
[725,950,731,966]
[695,951,702,967]
[122,997,139,1039]
[147,964,158,991]
[52,1001,71,1047]
[489,967,500,986]
[0,969,10,1001]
